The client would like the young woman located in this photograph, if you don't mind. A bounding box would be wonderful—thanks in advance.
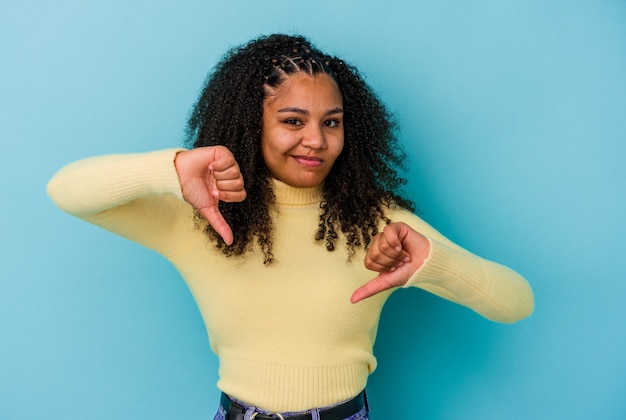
[48,34,534,420]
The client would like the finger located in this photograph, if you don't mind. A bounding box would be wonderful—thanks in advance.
[209,147,238,172]
[364,250,405,272]
[201,161,237,245]
[364,259,405,274]
[210,164,242,181]
[214,178,247,202]
[214,189,247,203]
[381,223,403,245]
[365,248,409,268]
[381,227,409,257]
[365,244,409,272]
[351,273,398,303]
[199,204,234,245]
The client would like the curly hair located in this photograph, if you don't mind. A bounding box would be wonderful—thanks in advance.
[185,34,414,264]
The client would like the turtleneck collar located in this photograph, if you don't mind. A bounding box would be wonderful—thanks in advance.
[271,179,324,207]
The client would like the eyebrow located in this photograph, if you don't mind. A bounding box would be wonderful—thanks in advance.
[277,107,344,116]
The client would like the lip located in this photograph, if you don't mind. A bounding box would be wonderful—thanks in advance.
[293,155,324,167]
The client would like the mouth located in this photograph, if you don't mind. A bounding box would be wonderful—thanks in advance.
[293,155,324,167]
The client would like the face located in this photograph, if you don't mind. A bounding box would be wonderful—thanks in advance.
[261,72,344,188]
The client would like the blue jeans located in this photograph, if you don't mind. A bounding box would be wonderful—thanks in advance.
[213,393,370,420]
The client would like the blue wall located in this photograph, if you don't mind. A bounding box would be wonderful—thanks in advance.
[2,1,625,419]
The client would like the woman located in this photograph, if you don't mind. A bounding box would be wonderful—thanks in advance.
[48,34,534,420]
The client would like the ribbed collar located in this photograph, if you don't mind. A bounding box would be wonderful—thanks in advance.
[271,179,324,207]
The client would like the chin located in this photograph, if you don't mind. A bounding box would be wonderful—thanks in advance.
[276,172,327,188]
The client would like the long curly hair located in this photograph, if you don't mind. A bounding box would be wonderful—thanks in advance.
[185,34,414,264]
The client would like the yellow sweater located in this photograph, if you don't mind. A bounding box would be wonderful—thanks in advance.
[47,149,534,412]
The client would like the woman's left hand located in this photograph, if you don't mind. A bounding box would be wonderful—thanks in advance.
[351,222,430,303]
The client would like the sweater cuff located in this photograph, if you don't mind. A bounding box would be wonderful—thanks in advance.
[403,237,485,301]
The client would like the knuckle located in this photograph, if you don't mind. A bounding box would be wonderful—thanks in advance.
[379,241,392,253]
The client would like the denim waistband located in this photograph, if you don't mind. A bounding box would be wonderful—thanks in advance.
[215,390,369,420]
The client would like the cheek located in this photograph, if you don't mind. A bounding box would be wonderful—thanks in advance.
[261,131,291,171]
[333,136,345,158]
[262,126,292,151]
[260,135,270,164]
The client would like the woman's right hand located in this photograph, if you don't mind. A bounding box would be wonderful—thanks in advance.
[174,146,246,245]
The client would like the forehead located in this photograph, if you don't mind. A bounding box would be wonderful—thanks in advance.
[264,73,343,107]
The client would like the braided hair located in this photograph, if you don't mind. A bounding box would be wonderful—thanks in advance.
[185,34,414,264]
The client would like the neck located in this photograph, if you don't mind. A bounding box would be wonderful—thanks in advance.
[271,179,324,206]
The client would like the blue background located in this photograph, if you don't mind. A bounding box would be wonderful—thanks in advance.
[1,1,625,419]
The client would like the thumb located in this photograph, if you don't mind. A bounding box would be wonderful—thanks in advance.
[199,204,234,246]
[351,272,400,303]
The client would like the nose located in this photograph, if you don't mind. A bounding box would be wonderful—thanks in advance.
[301,124,327,149]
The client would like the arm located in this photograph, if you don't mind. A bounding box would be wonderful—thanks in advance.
[352,216,534,324]
[47,147,245,254]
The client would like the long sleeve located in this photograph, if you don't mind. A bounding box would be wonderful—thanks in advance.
[46,148,198,257]
[392,210,534,323]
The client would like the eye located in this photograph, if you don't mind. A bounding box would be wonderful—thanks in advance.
[284,118,303,126]
[323,119,341,128]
